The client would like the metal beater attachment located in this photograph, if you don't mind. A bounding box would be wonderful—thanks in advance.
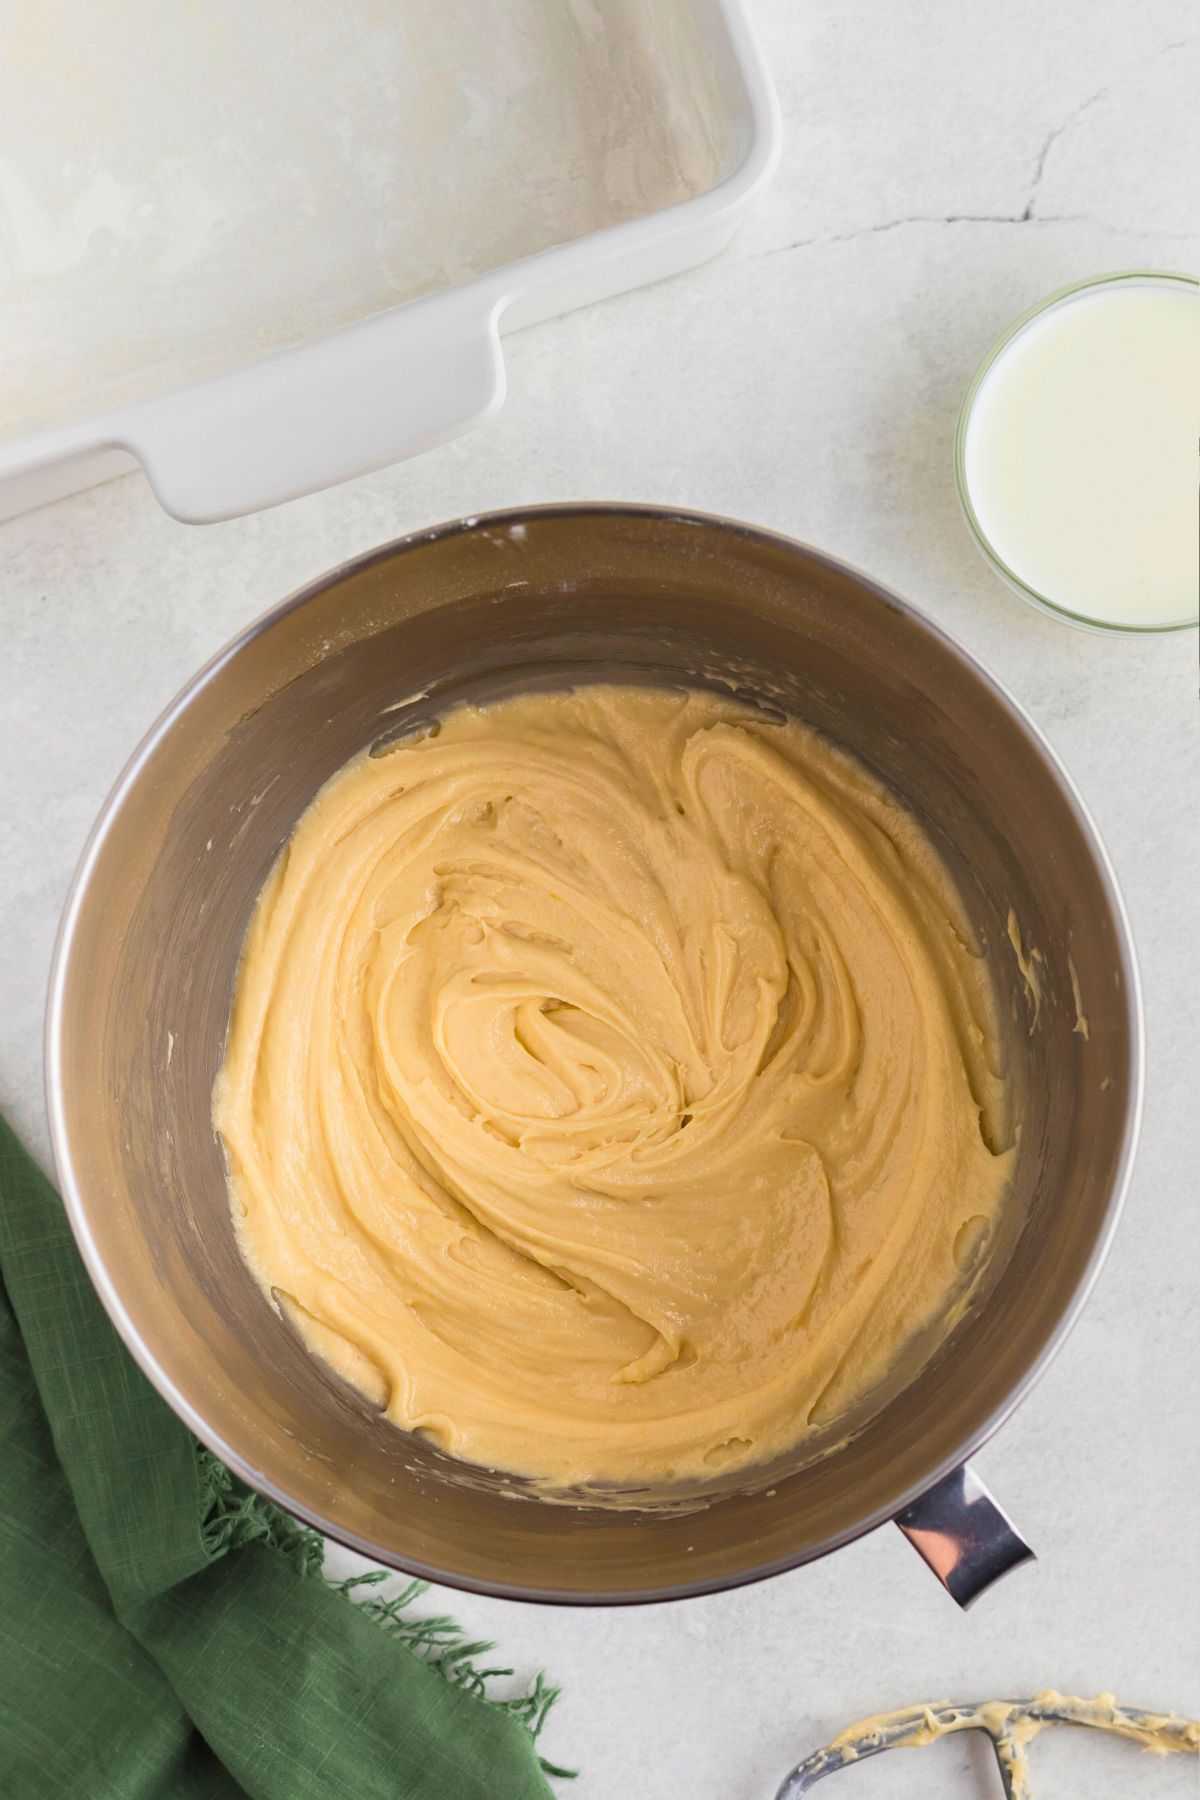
[775,1690,1199,1798]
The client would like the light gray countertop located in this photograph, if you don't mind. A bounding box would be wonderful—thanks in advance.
[2,3,1197,1794]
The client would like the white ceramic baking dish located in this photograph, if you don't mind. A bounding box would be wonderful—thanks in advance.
[0,0,778,524]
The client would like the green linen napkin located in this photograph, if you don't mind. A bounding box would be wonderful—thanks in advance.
[0,1114,567,1799]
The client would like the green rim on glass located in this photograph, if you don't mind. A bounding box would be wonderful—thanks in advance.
[954,269,1200,636]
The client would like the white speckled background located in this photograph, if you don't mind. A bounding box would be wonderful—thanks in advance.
[1,2,1197,1794]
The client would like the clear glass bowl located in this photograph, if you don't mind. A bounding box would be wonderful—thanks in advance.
[954,269,1200,636]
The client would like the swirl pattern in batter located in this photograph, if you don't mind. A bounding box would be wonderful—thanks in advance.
[214,685,1013,1490]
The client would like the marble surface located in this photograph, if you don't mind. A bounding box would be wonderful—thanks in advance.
[2,2,1197,1794]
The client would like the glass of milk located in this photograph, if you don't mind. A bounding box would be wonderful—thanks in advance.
[955,271,1199,633]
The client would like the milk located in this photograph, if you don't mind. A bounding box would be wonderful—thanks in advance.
[961,277,1199,630]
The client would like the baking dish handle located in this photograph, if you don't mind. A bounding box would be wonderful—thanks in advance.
[122,291,506,524]
[894,1463,1035,1607]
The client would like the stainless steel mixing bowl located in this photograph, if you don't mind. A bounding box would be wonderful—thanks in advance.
[46,506,1141,1604]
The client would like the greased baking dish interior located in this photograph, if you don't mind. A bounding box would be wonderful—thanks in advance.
[0,0,778,522]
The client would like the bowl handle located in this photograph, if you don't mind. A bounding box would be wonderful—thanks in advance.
[894,1463,1034,1607]
[120,289,506,523]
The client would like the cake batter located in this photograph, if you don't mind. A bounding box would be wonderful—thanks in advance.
[214,685,1013,1490]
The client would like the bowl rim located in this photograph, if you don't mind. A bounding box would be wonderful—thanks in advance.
[44,502,1146,1605]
